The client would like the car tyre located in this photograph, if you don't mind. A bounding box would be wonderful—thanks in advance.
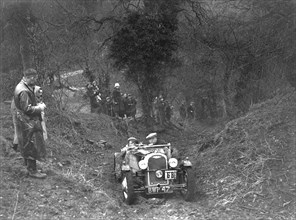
[122,171,135,205]
[180,168,195,201]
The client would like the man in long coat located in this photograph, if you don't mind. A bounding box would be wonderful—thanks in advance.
[14,68,47,179]
[125,94,137,119]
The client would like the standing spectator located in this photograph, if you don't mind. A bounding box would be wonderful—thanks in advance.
[152,97,159,120]
[179,101,186,120]
[126,94,137,119]
[157,95,165,125]
[86,78,101,113]
[187,101,195,120]
[121,93,128,118]
[112,83,121,117]
[106,96,113,116]
[164,101,173,122]
[10,85,45,151]
[13,68,47,179]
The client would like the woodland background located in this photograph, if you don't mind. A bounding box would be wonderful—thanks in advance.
[1,0,295,119]
[1,1,296,219]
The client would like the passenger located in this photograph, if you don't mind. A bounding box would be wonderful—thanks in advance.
[121,137,139,154]
[121,137,140,172]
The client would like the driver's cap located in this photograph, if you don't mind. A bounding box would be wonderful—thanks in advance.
[146,132,157,139]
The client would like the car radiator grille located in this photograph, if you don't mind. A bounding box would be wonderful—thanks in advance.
[147,156,167,185]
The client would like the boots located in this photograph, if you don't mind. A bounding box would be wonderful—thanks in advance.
[27,159,47,179]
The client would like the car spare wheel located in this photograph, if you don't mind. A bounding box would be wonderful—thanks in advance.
[180,168,195,201]
[122,171,135,205]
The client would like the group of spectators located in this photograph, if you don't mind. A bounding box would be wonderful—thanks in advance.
[179,101,195,120]
[110,83,137,119]
[152,94,173,125]
[86,79,137,119]
[85,70,197,123]
[151,95,196,124]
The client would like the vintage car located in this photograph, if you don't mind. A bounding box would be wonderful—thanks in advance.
[113,143,195,204]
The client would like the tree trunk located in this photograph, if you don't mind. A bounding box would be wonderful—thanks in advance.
[19,44,27,70]
[138,80,155,126]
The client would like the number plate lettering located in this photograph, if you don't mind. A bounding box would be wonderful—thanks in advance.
[165,171,177,180]
[148,186,171,193]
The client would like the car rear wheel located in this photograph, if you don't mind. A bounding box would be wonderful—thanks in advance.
[180,168,195,201]
[122,171,135,205]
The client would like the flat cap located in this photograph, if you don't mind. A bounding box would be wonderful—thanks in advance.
[128,137,137,141]
[146,132,157,139]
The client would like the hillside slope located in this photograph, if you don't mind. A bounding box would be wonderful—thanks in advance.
[0,88,295,219]
[192,88,296,219]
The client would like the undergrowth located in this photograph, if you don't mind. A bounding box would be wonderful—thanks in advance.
[197,88,296,219]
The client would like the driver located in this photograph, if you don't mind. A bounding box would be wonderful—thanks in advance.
[145,132,168,155]
[145,133,179,159]
[146,132,166,145]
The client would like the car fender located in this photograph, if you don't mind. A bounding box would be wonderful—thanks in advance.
[180,160,192,167]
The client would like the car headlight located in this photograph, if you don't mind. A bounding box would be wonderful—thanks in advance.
[169,158,178,168]
[155,170,163,178]
[138,160,148,170]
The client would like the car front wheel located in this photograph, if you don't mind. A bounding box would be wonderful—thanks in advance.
[122,171,135,205]
[180,168,195,201]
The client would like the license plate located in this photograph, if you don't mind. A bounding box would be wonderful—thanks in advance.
[165,171,177,180]
[147,186,171,194]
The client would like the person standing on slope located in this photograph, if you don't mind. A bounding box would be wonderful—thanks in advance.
[14,68,47,179]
